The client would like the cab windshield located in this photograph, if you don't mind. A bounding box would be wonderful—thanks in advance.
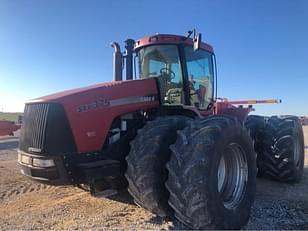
[138,45,184,104]
[137,44,214,109]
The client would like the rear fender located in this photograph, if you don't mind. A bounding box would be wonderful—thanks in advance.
[214,102,252,122]
[157,105,201,119]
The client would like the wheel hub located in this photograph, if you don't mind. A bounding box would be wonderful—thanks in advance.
[217,143,248,209]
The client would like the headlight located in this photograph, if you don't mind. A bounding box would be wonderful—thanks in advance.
[18,153,22,162]
[32,158,55,168]
[21,155,32,165]
[18,150,55,168]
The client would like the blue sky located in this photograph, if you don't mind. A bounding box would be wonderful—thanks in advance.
[0,0,308,115]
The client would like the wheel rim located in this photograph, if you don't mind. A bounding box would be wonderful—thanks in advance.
[293,135,301,166]
[217,143,248,209]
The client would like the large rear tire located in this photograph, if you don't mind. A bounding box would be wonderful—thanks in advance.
[166,116,256,229]
[258,116,304,182]
[245,115,266,176]
[125,116,189,217]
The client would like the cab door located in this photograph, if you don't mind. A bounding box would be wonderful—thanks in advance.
[184,46,214,110]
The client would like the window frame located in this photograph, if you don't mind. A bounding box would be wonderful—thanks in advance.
[180,44,215,110]
[136,44,215,109]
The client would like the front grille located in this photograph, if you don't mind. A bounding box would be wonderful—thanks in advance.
[19,103,77,155]
[20,104,49,153]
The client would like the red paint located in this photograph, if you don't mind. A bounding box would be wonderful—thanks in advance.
[135,34,214,53]
[214,102,254,122]
[0,120,21,136]
[30,79,159,153]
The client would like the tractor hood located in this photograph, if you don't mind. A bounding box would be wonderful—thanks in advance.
[27,79,157,104]
[24,78,159,153]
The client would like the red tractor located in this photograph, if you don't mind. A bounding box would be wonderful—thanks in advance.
[0,120,21,136]
[18,31,304,229]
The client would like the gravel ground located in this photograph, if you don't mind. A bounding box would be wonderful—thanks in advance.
[0,127,307,230]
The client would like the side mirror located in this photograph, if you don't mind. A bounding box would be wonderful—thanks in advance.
[193,33,202,51]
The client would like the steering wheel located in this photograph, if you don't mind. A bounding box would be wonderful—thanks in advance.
[160,67,176,79]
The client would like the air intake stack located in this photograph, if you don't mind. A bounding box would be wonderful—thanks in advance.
[111,42,123,81]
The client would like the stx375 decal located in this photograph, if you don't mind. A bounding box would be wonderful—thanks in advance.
[77,95,157,113]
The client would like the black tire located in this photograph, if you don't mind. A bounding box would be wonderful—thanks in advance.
[245,115,266,151]
[166,115,256,229]
[125,116,189,217]
[258,116,304,182]
[245,115,266,176]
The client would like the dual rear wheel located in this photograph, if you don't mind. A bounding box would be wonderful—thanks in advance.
[245,115,304,182]
[125,115,256,229]
[125,114,304,229]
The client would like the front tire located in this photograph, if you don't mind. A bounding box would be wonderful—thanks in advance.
[166,116,256,229]
[125,116,189,217]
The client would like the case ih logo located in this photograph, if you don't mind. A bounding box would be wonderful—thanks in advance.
[77,95,157,113]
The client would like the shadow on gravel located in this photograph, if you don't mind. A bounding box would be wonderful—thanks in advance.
[108,190,186,229]
[144,216,184,230]
[108,189,135,205]
[0,140,19,150]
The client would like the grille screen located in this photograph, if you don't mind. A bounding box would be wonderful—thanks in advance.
[19,103,77,155]
[20,104,49,152]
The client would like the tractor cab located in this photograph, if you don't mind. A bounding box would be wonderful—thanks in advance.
[135,34,215,110]
[112,32,216,110]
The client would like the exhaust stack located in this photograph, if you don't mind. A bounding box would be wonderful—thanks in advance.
[111,42,123,81]
[125,39,135,80]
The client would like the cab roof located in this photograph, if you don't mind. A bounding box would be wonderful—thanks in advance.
[134,34,214,53]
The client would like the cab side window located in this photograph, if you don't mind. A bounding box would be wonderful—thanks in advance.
[184,46,214,109]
